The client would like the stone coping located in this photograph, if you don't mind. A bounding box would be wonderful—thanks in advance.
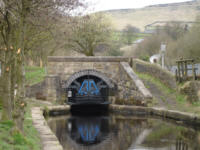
[32,104,200,150]
[48,56,131,62]
[120,62,152,99]
[31,106,70,150]
[110,105,200,125]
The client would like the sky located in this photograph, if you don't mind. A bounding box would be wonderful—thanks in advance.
[85,0,194,12]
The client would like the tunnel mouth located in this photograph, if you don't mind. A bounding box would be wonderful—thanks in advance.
[70,104,109,116]
[66,74,110,106]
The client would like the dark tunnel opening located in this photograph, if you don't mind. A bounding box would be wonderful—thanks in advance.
[66,75,110,106]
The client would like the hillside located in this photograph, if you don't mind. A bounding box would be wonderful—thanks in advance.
[103,0,200,31]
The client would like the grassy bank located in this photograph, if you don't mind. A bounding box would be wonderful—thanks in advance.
[137,72,185,103]
[136,72,200,114]
[25,66,46,86]
[0,104,41,150]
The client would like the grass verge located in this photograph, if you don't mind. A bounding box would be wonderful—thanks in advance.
[25,66,45,86]
[0,104,41,150]
[136,72,186,103]
[136,72,200,114]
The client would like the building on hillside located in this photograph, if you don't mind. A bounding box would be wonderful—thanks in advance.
[144,21,199,34]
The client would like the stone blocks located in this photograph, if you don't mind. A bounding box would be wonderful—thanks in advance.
[31,107,64,150]
[45,75,61,102]
[132,59,176,89]
[45,57,152,106]
[180,81,200,102]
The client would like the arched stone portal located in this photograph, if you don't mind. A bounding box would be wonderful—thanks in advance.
[62,70,115,89]
[62,70,116,105]
[45,56,152,105]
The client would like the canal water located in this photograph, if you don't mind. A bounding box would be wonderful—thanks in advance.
[47,110,200,150]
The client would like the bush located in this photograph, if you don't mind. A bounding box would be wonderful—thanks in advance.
[166,22,200,64]
[106,48,124,56]
[139,55,150,62]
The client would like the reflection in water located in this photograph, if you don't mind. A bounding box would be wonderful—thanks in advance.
[68,116,109,145]
[47,114,200,150]
[176,140,188,150]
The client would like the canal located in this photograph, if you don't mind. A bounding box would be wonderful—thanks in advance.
[47,106,200,150]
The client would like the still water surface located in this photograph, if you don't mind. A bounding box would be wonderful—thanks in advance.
[47,113,200,150]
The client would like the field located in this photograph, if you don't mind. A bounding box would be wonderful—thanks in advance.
[103,1,200,31]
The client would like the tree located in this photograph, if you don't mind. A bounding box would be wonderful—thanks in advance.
[166,21,200,64]
[163,22,186,40]
[65,13,113,56]
[0,0,84,131]
[122,24,140,45]
[134,22,187,62]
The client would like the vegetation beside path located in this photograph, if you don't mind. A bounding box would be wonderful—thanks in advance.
[0,101,42,150]
[0,66,48,150]
[25,66,46,86]
[137,72,200,115]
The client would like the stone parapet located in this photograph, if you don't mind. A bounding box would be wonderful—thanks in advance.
[48,56,131,62]
[120,62,152,99]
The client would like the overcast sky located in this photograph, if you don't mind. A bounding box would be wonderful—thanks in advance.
[86,0,193,12]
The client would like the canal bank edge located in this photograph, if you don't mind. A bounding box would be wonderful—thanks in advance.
[31,105,200,150]
[31,106,70,150]
[110,105,200,124]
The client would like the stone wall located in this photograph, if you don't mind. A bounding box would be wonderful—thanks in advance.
[132,59,176,89]
[45,56,152,105]
[47,57,129,81]
[180,81,200,103]
[26,81,46,100]
[45,75,62,102]
[115,62,152,105]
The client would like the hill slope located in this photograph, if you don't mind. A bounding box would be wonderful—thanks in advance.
[103,1,200,31]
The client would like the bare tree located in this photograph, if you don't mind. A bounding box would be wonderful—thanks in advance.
[122,24,140,45]
[65,13,113,56]
[0,0,84,131]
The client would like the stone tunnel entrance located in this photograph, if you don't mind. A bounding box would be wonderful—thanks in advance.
[45,56,152,105]
[61,70,115,105]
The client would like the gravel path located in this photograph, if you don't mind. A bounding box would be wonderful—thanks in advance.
[142,79,178,110]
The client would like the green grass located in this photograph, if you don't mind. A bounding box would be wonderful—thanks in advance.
[113,31,148,43]
[25,66,46,86]
[0,105,41,150]
[136,72,187,104]
[136,72,175,94]
[136,72,200,114]
[192,101,200,107]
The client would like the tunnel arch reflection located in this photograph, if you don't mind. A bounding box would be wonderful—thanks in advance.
[67,115,110,145]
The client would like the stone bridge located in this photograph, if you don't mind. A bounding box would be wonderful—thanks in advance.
[45,56,152,105]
